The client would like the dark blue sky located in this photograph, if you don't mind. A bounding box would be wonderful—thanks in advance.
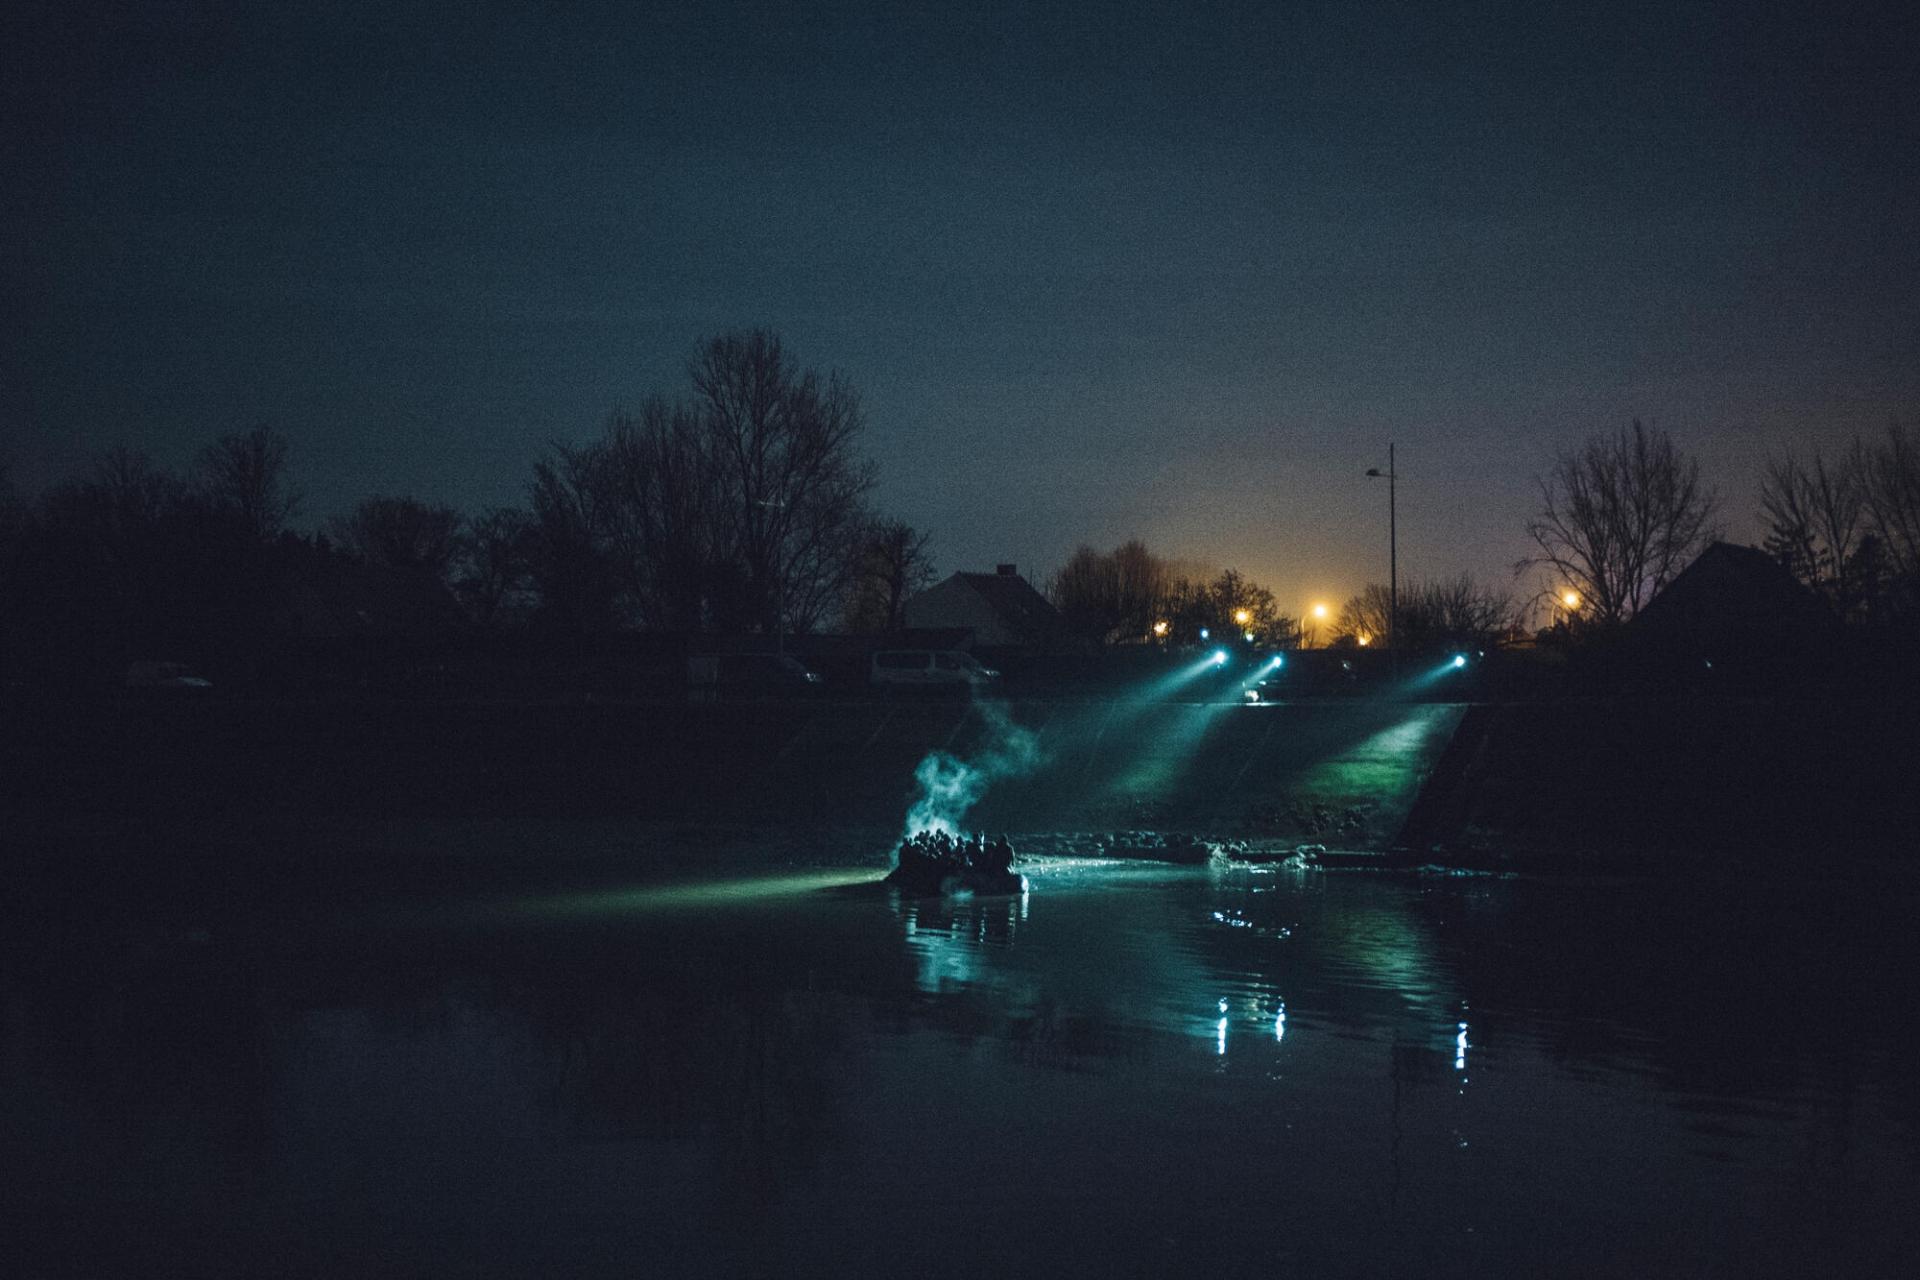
[6,0,1916,611]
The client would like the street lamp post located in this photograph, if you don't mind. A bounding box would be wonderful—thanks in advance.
[1366,443,1397,669]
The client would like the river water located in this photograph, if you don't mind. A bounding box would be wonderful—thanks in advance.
[6,858,1917,1277]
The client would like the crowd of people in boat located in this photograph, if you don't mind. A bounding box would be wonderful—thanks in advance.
[894,829,1016,878]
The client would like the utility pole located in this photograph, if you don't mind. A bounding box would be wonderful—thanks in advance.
[1366,443,1397,675]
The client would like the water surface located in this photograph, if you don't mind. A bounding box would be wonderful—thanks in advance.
[7,858,1917,1276]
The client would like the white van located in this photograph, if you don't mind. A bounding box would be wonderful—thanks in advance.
[869,649,999,689]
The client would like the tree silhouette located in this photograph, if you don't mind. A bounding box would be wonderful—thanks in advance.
[527,444,622,635]
[1520,421,1718,625]
[1048,539,1173,642]
[844,517,935,632]
[1858,423,1920,602]
[688,329,874,634]
[1338,575,1513,649]
[455,507,535,628]
[1755,424,1920,626]
[524,329,877,635]
[329,496,464,582]
[194,425,300,541]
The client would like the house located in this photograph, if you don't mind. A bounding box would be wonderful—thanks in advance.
[903,564,1062,650]
[1629,541,1836,679]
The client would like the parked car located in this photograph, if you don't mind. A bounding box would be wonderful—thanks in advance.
[687,653,824,700]
[869,649,999,691]
[125,660,213,693]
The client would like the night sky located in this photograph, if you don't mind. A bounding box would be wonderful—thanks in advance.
[6,0,1917,611]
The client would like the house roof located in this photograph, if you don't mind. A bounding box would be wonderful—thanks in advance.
[950,571,1062,644]
[1632,541,1835,646]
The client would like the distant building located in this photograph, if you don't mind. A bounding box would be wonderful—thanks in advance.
[1630,541,1835,677]
[903,564,1062,649]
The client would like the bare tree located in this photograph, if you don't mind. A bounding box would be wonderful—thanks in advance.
[1753,424,1917,625]
[1759,448,1864,617]
[1200,568,1288,645]
[1335,583,1394,647]
[1110,539,1172,639]
[845,517,936,632]
[602,398,728,631]
[688,330,875,633]
[527,442,623,634]
[517,330,880,634]
[1336,575,1513,648]
[83,446,185,544]
[1423,573,1517,643]
[194,425,300,540]
[1858,422,1920,589]
[1048,539,1178,642]
[456,507,534,627]
[1519,421,1718,625]
[329,496,464,582]
[1049,544,1122,640]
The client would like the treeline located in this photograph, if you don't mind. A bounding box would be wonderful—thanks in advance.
[431,329,940,636]
[1047,540,1300,646]
[0,330,936,688]
[1758,424,1920,627]
[0,433,309,686]
[1048,538,1520,653]
[1331,576,1518,650]
[1521,419,1920,633]
[1054,418,1920,659]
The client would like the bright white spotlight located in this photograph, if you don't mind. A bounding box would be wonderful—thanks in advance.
[1199,627,1210,640]
[1451,654,1467,669]
[1212,649,1229,666]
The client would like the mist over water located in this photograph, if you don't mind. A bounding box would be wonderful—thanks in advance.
[901,699,1042,838]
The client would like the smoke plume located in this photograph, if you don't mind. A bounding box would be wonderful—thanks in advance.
[902,701,1042,837]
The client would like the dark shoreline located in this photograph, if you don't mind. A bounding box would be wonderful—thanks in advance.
[7,693,1916,930]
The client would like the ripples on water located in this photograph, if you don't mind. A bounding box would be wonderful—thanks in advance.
[6,859,1919,1276]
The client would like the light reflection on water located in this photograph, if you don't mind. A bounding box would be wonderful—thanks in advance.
[6,859,1920,1276]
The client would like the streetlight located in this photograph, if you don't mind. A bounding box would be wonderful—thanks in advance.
[1309,602,1328,648]
[1365,444,1397,666]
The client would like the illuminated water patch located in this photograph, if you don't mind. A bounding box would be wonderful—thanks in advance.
[500,868,880,922]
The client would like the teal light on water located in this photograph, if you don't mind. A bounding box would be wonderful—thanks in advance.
[507,869,879,923]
